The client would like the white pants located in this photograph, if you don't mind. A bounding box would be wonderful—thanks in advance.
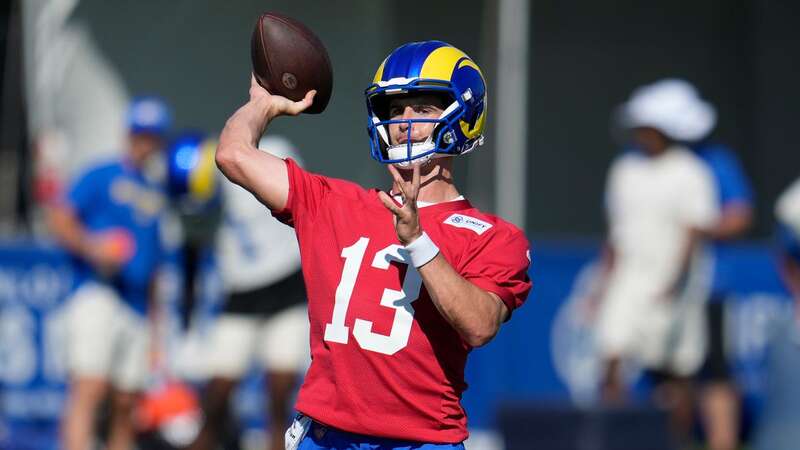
[65,282,149,391]
[595,272,707,376]
[204,304,310,378]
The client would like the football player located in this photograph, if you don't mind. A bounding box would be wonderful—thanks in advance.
[215,41,532,448]
[49,96,171,450]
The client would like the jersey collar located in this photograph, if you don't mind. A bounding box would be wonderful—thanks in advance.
[388,193,472,214]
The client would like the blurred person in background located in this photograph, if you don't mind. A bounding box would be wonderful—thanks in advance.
[594,80,719,446]
[164,133,309,450]
[749,183,800,450]
[683,80,754,450]
[775,176,800,299]
[47,96,171,450]
[162,132,224,335]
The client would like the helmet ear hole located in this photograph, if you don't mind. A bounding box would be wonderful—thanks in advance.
[431,122,456,149]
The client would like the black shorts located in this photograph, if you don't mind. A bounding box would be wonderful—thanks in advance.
[697,299,732,382]
[223,270,306,317]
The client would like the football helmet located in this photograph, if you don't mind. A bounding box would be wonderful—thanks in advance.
[164,132,219,211]
[365,41,487,166]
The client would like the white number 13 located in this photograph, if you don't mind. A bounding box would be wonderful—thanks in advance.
[323,237,423,355]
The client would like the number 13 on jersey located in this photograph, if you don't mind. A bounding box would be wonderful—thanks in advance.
[323,237,423,355]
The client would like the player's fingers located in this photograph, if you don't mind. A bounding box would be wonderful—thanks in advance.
[387,164,409,200]
[410,163,421,201]
[293,90,317,111]
[380,191,413,223]
[286,90,317,115]
[378,191,403,216]
[387,163,402,183]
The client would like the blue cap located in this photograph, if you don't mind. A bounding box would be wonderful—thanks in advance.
[128,96,171,136]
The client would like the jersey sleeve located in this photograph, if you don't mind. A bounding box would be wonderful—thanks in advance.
[272,157,331,227]
[65,167,104,219]
[459,228,532,317]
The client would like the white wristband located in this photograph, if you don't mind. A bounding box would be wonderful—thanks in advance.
[404,232,440,268]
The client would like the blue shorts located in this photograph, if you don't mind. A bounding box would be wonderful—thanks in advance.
[297,418,465,450]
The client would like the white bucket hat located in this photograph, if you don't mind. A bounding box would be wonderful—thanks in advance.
[618,79,717,142]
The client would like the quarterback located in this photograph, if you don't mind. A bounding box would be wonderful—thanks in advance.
[216,41,532,448]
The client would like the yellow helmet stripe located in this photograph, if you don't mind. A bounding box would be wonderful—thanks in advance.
[419,46,483,81]
[189,140,217,200]
[372,58,387,84]
[420,46,487,140]
[460,103,487,139]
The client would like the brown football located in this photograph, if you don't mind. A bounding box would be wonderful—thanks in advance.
[250,12,333,114]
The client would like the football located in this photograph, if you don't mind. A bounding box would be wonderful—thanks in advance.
[250,12,333,114]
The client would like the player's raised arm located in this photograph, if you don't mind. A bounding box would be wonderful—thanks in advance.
[215,75,315,211]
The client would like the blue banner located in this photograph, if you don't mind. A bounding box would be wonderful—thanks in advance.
[0,243,74,450]
[463,241,793,429]
[0,240,794,447]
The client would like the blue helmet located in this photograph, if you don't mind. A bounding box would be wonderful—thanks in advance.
[128,96,172,136]
[164,132,219,211]
[365,41,487,165]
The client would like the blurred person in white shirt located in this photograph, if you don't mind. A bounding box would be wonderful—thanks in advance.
[593,80,719,444]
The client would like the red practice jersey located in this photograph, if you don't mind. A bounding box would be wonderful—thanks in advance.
[274,158,531,443]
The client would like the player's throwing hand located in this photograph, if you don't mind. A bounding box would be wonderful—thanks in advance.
[379,163,423,246]
[247,74,316,122]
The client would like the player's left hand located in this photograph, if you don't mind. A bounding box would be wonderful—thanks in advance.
[379,163,423,246]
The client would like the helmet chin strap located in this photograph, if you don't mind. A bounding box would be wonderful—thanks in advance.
[387,141,437,167]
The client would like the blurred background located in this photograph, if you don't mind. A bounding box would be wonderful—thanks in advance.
[1,0,800,449]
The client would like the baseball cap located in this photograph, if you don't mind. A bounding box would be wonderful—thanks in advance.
[128,96,172,136]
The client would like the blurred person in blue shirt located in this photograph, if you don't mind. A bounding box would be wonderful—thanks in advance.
[47,96,171,450]
[691,129,753,450]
